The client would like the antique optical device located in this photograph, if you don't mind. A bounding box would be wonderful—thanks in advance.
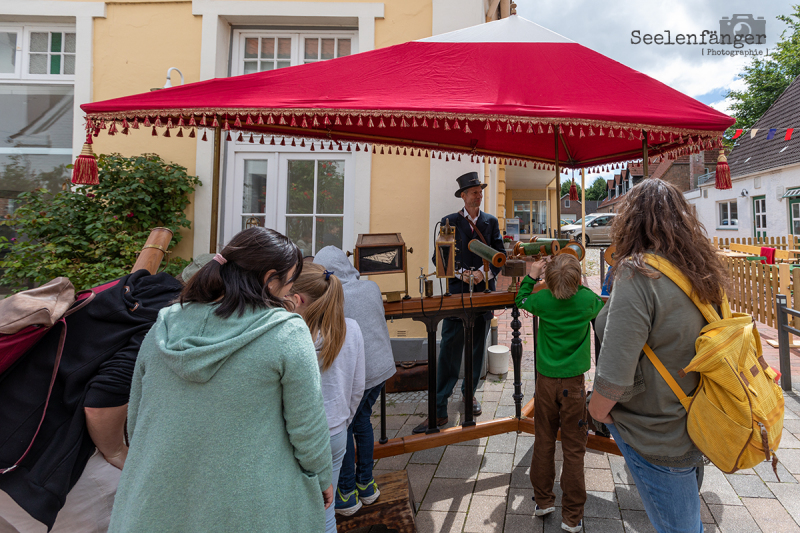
[434,219,456,279]
[349,233,412,302]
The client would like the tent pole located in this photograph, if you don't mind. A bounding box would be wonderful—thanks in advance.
[209,125,222,253]
[555,128,561,238]
[581,168,586,275]
[642,130,649,178]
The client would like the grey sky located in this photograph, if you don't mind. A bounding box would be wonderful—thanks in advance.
[514,0,796,186]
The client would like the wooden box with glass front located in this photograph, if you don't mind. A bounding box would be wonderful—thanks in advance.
[352,233,411,301]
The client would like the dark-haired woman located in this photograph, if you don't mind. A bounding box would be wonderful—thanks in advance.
[588,179,729,533]
[108,227,333,533]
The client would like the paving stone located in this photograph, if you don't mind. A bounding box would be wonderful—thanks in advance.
[473,472,511,498]
[768,482,800,526]
[781,429,800,449]
[435,445,484,479]
[743,497,800,532]
[414,510,466,533]
[513,443,533,467]
[620,509,657,533]
[784,419,800,434]
[728,467,757,475]
[754,460,796,483]
[480,390,502,403]
[506,487,536,515]
[583,517,625,533]
[700,497,715,524]
[701,466,744,506]
[487,432,517,453]
[410,446,445,465]
[419,477,475,512]
[584,467,615,492]
[615,484,644,511]
[584,449,610,469]
[481,452,514,473]
[510,464,532,488]
[495,405,516,418]
[375,452,411,471]
[382,402,417,416]
[413,402,429,414]
[554,441,563,461]
[609,455,634,485]
[503,513,545,533]
[383,414,409,430]
[395,421,422,439]
[405,463,437,507]
[478,401,499,418]
[463,495,506,532]
[707,504,759,532]
[780,449,800,475]
[584,490,620,519]
[725,472,775,498]
[515,435,535,456]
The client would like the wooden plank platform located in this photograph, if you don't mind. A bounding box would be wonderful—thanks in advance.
[336,470,416,533]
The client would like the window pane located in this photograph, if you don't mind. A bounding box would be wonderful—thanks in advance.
[719,203,728,225]
[243,61,258,75]
[321,38,335,60]
[244,38,258,58]
[286,216,313,256]
[241,215,265,230]
[0,32,17,74]
[64,33,75,53]
[316,216,343,251]
[513,201,531,233]
[337,39,351,57]
[277,38,291,59]
[286,160,315,214]
[29,54,46,74]
[30,32,47,53]
[260,37,274,58]
[795,219,800,236]
[316,160,344,214]
[49,54,61,75]
[50,32,61,53]
[0,84,74,148]
[304,38,318,60]
[64,54,75,75]
[794,203,800,219]
[277,61,290,69]
[730,201,738,224]
[259,61,274,72]
[242,160,268,214]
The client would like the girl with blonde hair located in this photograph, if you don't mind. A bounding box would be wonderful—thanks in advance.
[290,263,365,533]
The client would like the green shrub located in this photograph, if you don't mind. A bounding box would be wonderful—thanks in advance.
[0,153,200,291]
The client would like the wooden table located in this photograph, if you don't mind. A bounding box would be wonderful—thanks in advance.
[718,250,753,259]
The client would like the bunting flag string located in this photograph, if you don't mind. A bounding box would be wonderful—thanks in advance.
[732,127,795,140]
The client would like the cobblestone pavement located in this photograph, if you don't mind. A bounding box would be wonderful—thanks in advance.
[356,269,800,532]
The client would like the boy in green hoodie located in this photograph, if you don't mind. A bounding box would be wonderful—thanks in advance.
[515,254,604,533]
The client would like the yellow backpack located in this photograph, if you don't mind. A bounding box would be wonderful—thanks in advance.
[641,254,784,476]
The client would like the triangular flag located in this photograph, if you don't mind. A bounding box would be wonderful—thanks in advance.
[732,129,743,139]
[750,129,758,138]
[786,128,795,141]
[767,128,777,140]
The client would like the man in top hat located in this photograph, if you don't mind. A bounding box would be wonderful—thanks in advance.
[413,171,506,433]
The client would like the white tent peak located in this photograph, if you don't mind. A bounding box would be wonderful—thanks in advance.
[419,15,574,44]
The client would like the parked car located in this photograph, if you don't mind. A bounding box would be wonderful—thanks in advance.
[562,213,617,245]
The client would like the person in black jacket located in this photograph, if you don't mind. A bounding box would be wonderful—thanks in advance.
[0,270,183,532]
[413,172,505,434]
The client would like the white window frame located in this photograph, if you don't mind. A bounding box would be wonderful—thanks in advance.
[564,198,570,208]
[0,25,77,82]
[231,29,358,76]
[717,199,738,229]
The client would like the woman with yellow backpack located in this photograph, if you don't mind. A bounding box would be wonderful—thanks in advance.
[587,179,782,533]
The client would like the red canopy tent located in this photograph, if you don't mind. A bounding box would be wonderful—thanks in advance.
[80,15,734,176]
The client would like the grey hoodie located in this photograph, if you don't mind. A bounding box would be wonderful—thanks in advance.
[315,246,396,390]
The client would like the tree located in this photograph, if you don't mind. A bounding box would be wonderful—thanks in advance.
[724,5,800,139]
[0,153,200,291]
[585,176,610,201]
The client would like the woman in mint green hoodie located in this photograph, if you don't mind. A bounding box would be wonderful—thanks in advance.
[108,228,333,533]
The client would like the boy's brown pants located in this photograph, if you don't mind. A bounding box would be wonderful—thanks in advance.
[530,373,588,527]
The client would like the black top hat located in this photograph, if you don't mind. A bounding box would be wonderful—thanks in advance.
[454,172,487,198]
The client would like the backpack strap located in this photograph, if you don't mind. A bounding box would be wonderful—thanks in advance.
[642,254,727,323]
[642,344,693,410]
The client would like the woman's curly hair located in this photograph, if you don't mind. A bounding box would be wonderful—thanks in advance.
[610,178,729,306]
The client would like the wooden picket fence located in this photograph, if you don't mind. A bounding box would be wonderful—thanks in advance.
[714,235,800,251]
[722,258,798,329]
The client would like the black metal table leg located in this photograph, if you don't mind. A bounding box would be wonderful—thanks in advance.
[462,313,476,427]
[511,305,524,419]
[379,384,388,444]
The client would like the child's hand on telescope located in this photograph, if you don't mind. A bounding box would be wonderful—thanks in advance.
[528,260,547,280]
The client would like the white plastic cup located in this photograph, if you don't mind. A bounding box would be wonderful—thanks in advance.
[487,345,510,375]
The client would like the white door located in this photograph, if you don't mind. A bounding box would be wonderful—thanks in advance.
[224,152,278,244]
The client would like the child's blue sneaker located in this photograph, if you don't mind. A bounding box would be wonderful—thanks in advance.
[356,479,381,505]
[334,488,362,516]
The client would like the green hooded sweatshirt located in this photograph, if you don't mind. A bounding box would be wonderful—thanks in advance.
[108,302,332,533]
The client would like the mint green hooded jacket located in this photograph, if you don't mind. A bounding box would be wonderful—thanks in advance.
[108,302,332,533]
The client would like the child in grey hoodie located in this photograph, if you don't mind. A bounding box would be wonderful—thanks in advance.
[314,246,396,515]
